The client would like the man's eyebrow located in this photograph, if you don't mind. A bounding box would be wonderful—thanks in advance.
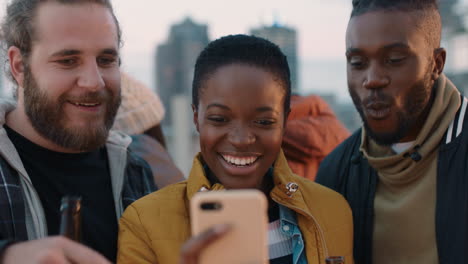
[101,48,119,56]
[50,49,119,57]
[382,43,410,50]
[346,43,410,55]
[346,47,361,55]
[50,49,81,57]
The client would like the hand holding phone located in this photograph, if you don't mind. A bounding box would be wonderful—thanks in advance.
[180,224,231,264]
[189,189,268,264]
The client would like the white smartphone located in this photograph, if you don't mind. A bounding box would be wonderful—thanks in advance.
[190,189,269,264]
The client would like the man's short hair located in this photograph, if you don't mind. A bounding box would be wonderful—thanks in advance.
[1,0,122,84]
[351,0,442,50]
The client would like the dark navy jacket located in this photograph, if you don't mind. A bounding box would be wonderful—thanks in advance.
[317,96,468,264]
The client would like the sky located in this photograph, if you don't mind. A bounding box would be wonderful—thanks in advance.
[0,0,351,99]
[108,0,353,100]
[1,0,466,101]
[0,0,352,100]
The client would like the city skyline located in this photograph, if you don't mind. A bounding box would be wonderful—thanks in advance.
[111,0,352,100]
[156,17,209,126]
[0,0,353,100]
[154,17,360,174]
[0,0,467,100]
[251,24,299,93]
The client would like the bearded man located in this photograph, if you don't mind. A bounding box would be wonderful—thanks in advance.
[316,0,468,264]
[0,0,155,263]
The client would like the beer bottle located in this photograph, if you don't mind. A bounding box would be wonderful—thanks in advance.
[59,196,82,242]
[326,256,345,264]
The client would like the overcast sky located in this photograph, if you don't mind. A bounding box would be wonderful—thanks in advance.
[108,0,353,99]
[1,0,466,100]
[0,0,365,100]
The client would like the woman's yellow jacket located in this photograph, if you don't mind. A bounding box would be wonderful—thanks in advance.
[117,151,354,264]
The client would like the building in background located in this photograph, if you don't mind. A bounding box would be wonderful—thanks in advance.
[156,17,210,127]
[319,93,361,132]
[155,17,210,175]
[251,23,362,131]
[440,0,468,94]
[250,23,299,93]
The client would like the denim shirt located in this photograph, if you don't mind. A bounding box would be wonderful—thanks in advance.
[278,204,307,264]
[202,166,309,263]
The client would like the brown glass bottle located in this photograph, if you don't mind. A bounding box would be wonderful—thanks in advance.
[325,256,345,264]
[59,196,82,242]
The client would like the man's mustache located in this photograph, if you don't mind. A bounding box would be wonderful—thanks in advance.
[63,91,111,103]
[362,92,394,108]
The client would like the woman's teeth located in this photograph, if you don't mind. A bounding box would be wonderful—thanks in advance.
[221,155,258,166]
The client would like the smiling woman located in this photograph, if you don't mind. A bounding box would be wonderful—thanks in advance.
[117,35,354,264]
[194,63,285,190]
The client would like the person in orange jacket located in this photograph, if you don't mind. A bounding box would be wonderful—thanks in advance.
[282,95,350,181]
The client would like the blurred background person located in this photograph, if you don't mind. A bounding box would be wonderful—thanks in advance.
[113,72,185,188]
[282,94,350,181]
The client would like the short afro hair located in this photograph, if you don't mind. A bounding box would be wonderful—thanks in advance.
[192,34,291,113]
[351,0,442,49]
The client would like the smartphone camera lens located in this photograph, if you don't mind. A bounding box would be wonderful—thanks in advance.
[200,202,223,211]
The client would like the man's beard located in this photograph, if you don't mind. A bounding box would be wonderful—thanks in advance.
[350,69,434,146]
[23,66,121,152]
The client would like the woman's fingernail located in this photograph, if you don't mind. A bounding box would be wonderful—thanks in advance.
[213,224,230,234]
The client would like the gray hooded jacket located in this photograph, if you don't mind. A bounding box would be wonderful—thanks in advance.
[0,98,155,244]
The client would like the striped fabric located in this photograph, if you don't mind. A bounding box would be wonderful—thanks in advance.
[445,95,468,144]
[268,219,293,263]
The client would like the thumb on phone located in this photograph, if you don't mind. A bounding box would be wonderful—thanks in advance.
[179,224,231,264]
